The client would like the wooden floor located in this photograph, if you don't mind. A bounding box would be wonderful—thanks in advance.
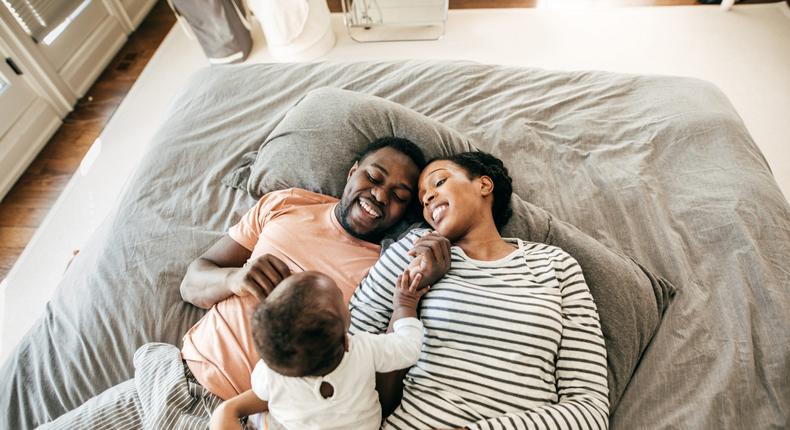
[0,0,785,280]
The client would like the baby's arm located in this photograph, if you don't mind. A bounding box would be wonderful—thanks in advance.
[361,273,428,374]
[390,268,429,327]
[210,390,268,430]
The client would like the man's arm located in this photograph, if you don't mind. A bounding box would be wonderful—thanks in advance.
[180,235,290,309]
[180,235,250,309]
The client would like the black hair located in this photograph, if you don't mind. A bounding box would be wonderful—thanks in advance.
[251,275,345,377]
[356,136,427,172]
[356,136,427,223]
[433,151,513,231]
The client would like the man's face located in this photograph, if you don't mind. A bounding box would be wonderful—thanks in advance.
[336,146,420,242]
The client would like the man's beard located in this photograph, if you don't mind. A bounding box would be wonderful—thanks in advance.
[336,198,385,244]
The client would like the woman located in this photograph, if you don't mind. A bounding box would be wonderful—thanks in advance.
[349,152,609,430]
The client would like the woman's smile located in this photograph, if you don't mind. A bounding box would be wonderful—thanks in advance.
[430,203,448,224]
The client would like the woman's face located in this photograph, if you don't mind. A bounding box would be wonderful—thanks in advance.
[418,160,492,241]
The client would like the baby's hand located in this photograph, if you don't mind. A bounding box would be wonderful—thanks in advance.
[406,231,451,289]
[393,269,430,314]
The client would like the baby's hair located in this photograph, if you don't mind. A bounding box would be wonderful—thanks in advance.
[251,273,346,377]
[432,151,513,230]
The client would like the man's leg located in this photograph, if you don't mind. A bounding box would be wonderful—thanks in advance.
[133,342,223,430]
[36,379,143,430]
[37,343,225,430]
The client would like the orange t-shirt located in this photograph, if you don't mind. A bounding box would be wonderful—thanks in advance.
[181,188,381,400]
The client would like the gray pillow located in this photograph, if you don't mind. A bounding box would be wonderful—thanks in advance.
[224,87,478,198]
[504,196,676,411]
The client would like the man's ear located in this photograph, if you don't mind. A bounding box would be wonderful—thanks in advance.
[479,176,494,197]
[347,161,359,180]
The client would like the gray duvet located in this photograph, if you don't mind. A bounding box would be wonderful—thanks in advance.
[1,61,788,430]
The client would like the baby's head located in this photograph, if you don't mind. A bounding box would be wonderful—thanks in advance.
[251,271,349,377]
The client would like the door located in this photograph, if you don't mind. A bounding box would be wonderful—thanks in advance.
[1,0,126,97]
[0,54,36,138]
[36,0,108,71]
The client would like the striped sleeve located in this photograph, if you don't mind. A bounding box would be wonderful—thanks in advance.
[467,251,610,430]
[348,229,426,335]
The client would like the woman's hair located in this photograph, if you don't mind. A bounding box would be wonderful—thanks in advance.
[433,151,513,231]
[251,275,346,377]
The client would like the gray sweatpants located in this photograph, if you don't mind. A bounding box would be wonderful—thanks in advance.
[37,343,226,430]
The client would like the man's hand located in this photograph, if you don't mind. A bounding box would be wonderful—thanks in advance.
[227,254,291,302]
[407,231,451,288]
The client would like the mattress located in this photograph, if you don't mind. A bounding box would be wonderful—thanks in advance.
[1,61,788,429]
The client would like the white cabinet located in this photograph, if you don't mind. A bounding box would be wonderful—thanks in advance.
[36,0,126,97]
[0,44,60,199]
[0,58,35,138]
[0,0,158,201]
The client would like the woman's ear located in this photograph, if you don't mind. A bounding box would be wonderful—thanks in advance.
[479,175,494,196]
[347,161,360,179]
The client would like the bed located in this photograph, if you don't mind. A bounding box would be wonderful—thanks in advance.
[1,61,788,429]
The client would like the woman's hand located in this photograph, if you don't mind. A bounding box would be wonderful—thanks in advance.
[227,254,291,302]
[407,231,451,288]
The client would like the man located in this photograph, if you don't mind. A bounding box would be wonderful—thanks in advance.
[179,137,427,401]
[41,137,448,429]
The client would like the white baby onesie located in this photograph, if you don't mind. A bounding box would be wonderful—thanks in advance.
[250,317,424,430]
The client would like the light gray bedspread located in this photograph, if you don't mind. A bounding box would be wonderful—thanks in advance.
[2,61,788,430]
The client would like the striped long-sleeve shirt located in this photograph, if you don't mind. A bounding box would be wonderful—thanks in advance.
[349,229,609,430]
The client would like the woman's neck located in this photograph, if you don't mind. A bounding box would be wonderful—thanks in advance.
[455,219,516,261]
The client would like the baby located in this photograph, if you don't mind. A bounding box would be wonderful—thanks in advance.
[210,270,427,430]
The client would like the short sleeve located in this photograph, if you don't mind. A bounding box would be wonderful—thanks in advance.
[228,190,292,251]
[250,360,271,401]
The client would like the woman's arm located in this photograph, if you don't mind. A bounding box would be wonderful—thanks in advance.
[465,252,610,430]
[209,390,268,430]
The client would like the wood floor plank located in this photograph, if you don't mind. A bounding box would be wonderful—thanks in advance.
[0,228,37,249]
[0,207,50,228]
[0,253,21,276]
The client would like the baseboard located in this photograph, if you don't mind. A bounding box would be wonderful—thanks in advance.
[60,16,128,97]
[0,100,62,202]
